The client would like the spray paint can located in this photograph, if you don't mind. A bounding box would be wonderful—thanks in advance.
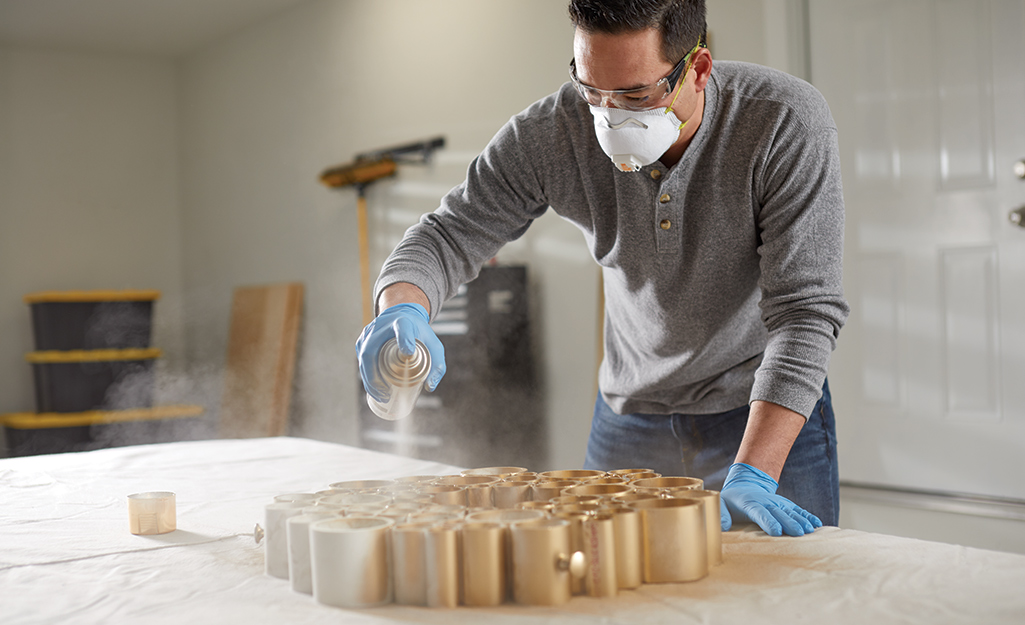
[367,338,430,420]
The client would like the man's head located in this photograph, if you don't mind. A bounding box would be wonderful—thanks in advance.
[567,0,710,114]
[567,0,706,66]
[568,1,711,169]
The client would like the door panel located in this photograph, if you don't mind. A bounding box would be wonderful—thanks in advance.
[936,0,995,189]
[940,246,999,417]
[810,0,1025,498]
[858,253,903,407]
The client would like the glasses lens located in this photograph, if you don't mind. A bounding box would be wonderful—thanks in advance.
[570,61,672,110]
[576,84,603,106]
[613,83,669,110]
[574,81,669,110]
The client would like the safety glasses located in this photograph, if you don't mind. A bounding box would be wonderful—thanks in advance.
[569,41,702,111]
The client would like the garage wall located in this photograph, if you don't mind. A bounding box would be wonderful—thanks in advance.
[0,48,185,424]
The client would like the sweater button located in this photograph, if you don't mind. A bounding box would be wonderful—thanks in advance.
[659,219,672,230]
[659,193,671,203]
[650,169,662,180]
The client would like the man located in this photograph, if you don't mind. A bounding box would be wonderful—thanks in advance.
[356,0,848,537]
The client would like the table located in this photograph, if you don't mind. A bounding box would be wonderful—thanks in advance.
[2,437,1023,624]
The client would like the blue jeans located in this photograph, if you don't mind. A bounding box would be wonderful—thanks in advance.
[583,380,839,525]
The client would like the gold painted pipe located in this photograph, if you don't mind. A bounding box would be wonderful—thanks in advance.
[608,468,659,478]
[552,511,590,595]
[407,511,463,525]
[532,480,577,501]
[516,501,554,514]
[553,502,601,516]
[538,469,606,481]
[492,481,534,509]
[427,504,468,516]
[562,483,634,499]
[611,491,662,504]
[432,476,498,508]
[464,508,545,600]
[629,498,707,583]
[390,491,434,506]
[460,466,530,478]
[393,475,442,485]
[510,519,585,606]
[503,472,538,481]
[588,476,630,485]
[317,493,391,507]
[418,484,468,507]
[669,489,723,566]
[465,484,495,509]
[630,476,704,495]
[583,513,618,597]
[424,523,461,608]
[274,492,317,504]
[309,516,394,608]
[345,503,389,516]
[264,501,304,579]
[287,511,336,595]
[465,509,545,525]
[551,494,601,506]
[605,506,643,589]
[327,479,396,493]
[391,522,431,605]
[377,504,420,524]
[461,522,506,606]
[434,475,500,487]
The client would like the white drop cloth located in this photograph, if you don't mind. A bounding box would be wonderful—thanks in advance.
[1,437,1023,624]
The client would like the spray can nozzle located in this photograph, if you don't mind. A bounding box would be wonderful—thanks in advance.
[367,338,430,420]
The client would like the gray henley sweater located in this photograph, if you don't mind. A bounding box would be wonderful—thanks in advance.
[376,61,849,419]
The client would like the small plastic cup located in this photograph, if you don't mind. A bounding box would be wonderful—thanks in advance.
[128,492,176,535]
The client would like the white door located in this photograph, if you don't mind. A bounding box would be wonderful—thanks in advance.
[809,0,1025,499]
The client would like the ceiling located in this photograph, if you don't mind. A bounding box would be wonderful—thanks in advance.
[0,0,313,58]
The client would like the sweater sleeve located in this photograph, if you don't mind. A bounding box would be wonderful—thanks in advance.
[373,116,550,318]
[750,118,850,418]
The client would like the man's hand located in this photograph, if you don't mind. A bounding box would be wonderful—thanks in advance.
[719,462,822,536]
[355,302,446,401]
[722,399,820,536]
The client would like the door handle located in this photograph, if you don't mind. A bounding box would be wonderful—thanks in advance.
[1011,206,1025,227]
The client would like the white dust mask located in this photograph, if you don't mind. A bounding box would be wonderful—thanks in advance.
[589,105,685,172]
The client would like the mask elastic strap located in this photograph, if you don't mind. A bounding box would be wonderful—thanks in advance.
[664,40,702,130]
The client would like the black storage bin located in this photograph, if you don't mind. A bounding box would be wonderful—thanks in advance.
[25,290,158,351]
[2,405,206,457]
[28,349,160,413]
[4,423,93,456]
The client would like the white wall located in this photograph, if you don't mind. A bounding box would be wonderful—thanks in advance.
[708,0,809,79]
[0,48,185,423]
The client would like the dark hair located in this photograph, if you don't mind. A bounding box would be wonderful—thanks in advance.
[567,0,706,64]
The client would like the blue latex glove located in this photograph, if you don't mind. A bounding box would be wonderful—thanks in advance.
[719,462,822,537]
[355,303,446,402]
